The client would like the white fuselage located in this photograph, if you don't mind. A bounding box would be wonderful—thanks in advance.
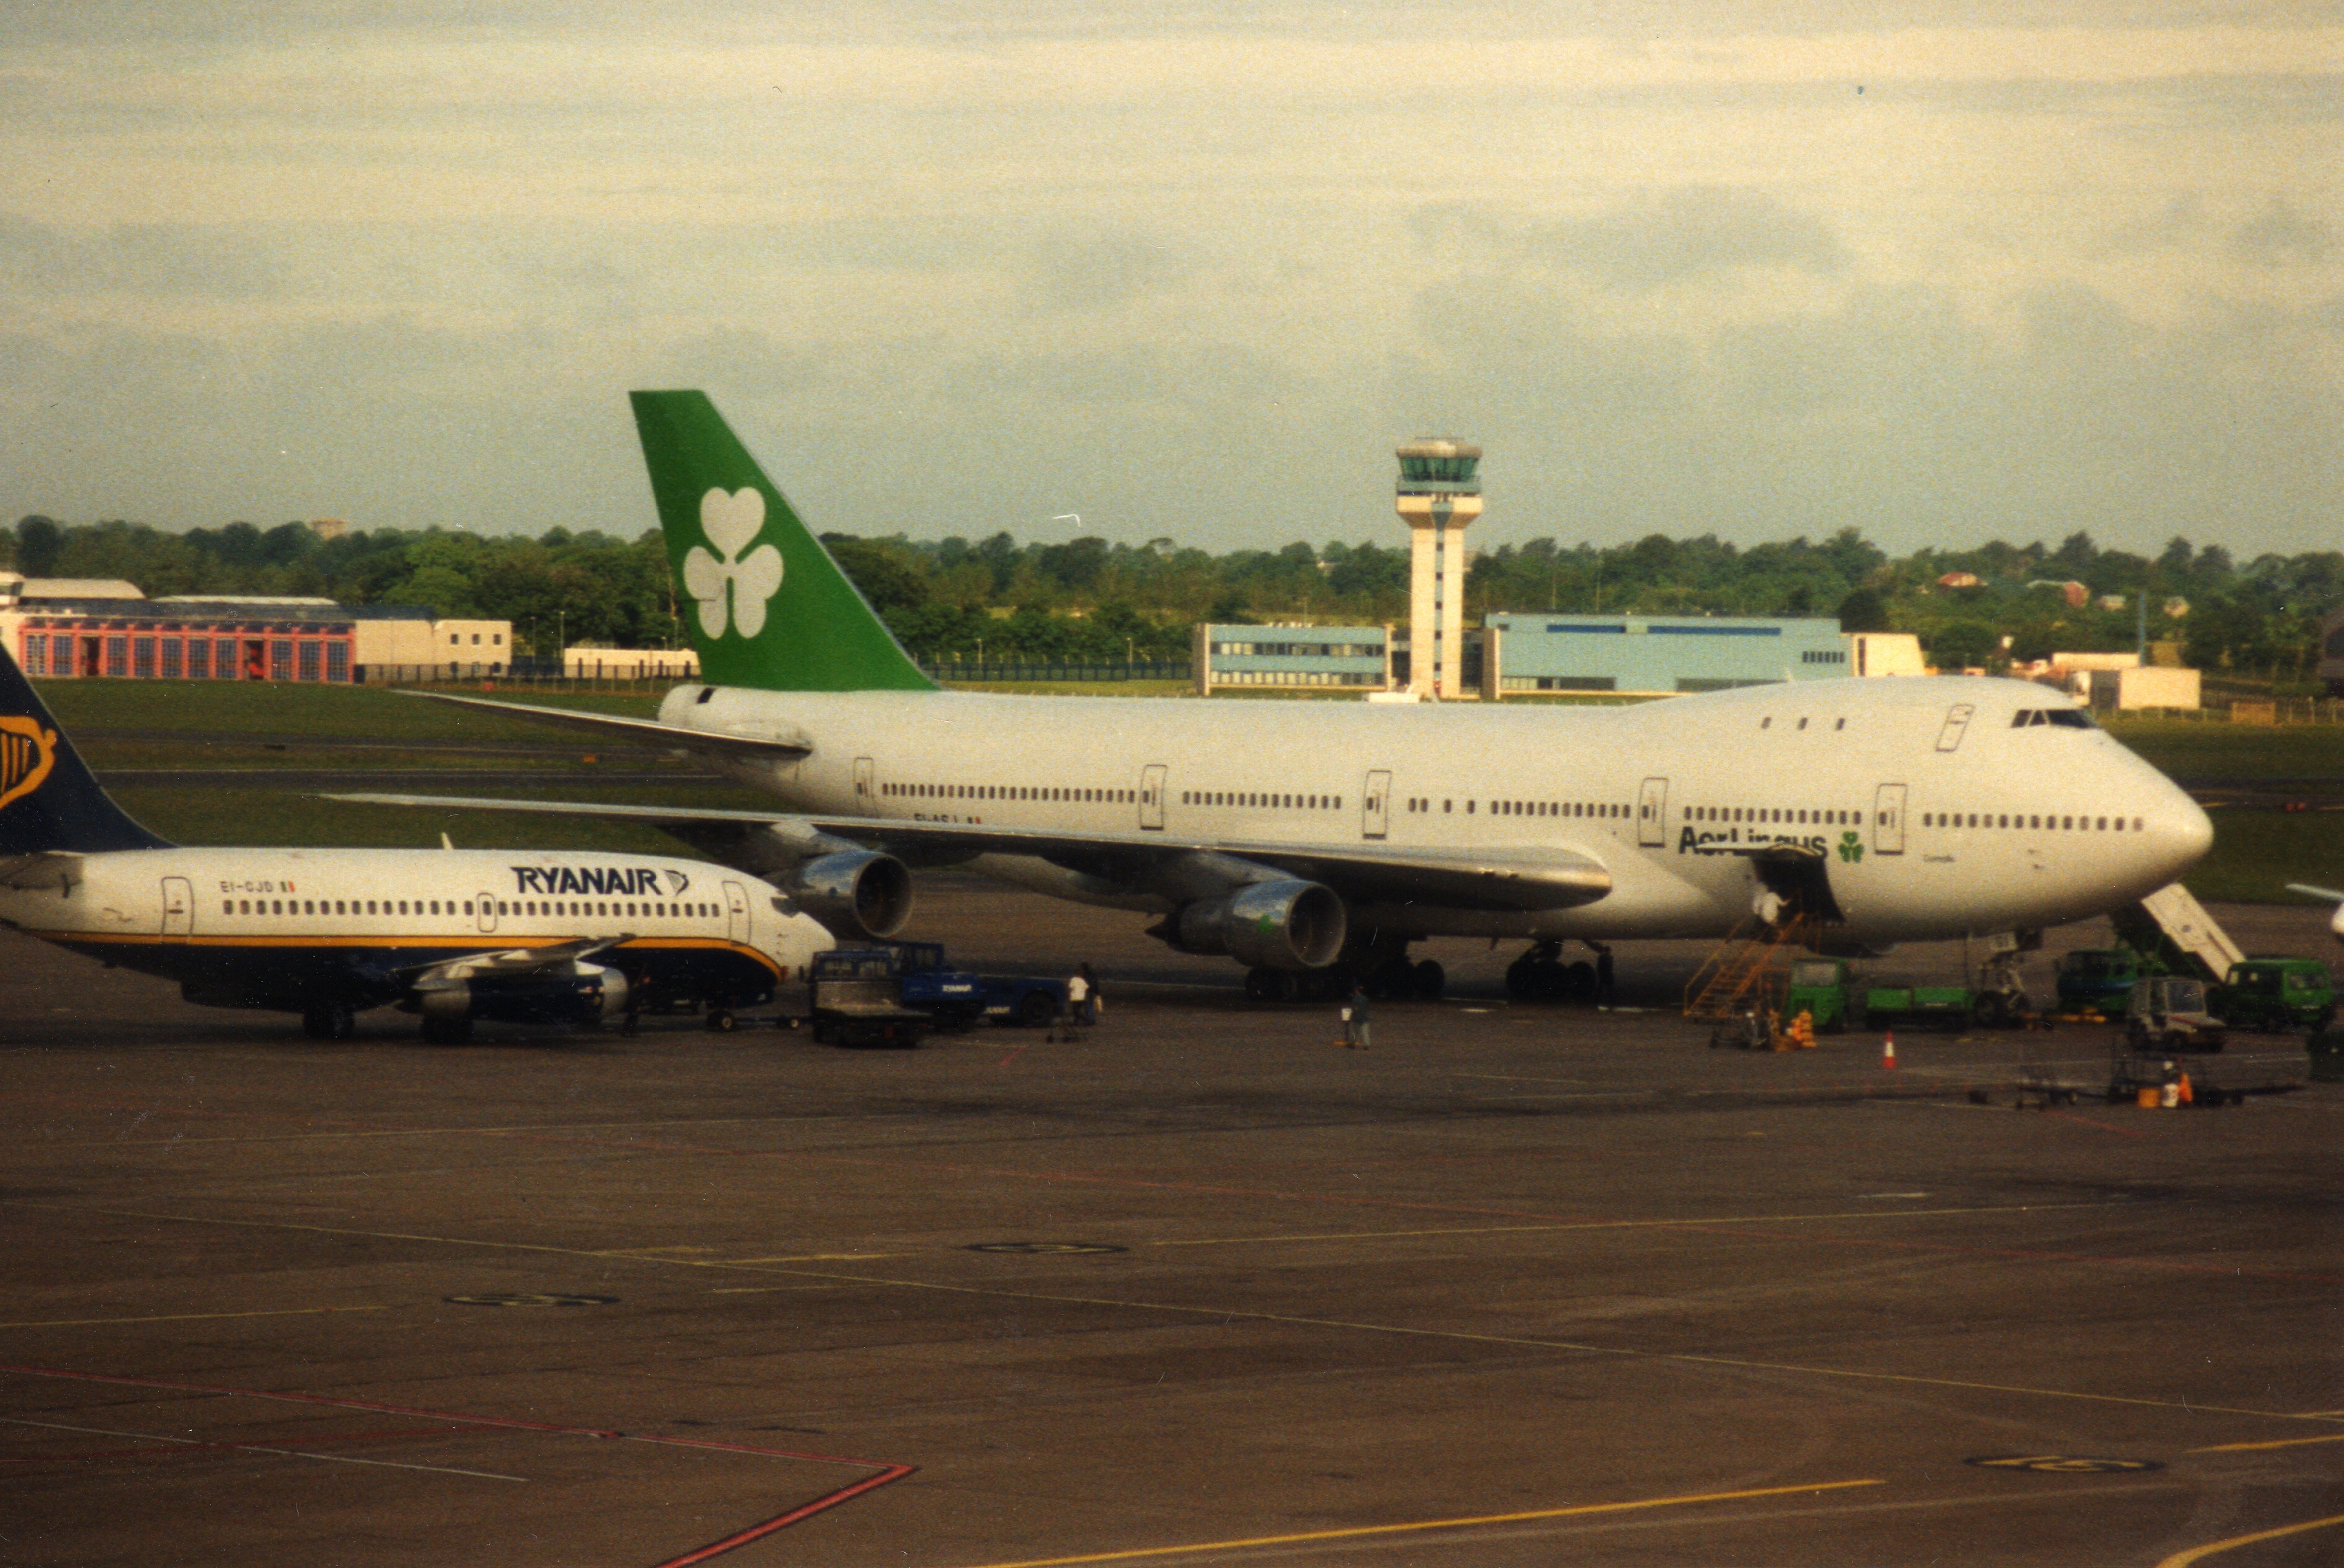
[1,846,832,1002]
[658,675,2211,944]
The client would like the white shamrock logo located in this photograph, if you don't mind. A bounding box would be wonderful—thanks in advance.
[681,487,784,638]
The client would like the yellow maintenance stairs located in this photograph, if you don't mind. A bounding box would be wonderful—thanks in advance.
[1683,914,1810,1029]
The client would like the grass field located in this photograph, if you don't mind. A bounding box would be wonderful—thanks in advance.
[109,784,779,858]
[34,679,661,740]
[2186,810,2344,904]
[2101,716,2344,780]
[32,677,2343,903]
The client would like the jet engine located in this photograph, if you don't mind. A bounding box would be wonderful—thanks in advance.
[1168,879,1347,971]
[784,848,914,941]
[414,963,630,1029]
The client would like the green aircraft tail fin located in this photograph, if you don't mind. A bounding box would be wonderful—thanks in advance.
[629,390,936,692]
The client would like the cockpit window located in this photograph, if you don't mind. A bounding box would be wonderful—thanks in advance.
[2010,708,2096,729]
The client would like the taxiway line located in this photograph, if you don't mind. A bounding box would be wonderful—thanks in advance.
[0,1304,389,1330]
[948,1479,1885,1567]
[2154,1510,2344,1568]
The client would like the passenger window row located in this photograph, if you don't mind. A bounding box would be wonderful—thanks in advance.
[219,896,720,922]
[1180,791,1343,810]
[1922,812,2141,832]
[1476,799,1626,819]
[886,782,1134,805]
[1400,797,1628,817]
[1684,805,1863,826]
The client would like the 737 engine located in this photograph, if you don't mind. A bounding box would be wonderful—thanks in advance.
[405,962,630,1042]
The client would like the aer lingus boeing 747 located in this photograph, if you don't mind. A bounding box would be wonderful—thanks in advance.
[341,391,2214,1000]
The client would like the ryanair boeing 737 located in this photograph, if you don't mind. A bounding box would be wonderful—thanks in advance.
[340,391,2214,1000]
[0,647,832,1038]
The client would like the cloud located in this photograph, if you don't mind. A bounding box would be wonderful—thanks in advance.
[0,215,284,299]
[1022,231,1196,312]
[2094,194,2208,257]
[2228,195,2337,267]
[1419,188,1847,290]
[1378,261,2338,556]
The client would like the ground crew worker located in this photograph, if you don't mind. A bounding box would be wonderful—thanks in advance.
[1341,982,1371,1049]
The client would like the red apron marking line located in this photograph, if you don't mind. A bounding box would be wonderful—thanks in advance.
[2045,1108,2156,1138]
[0,1364,916,1566]
[651,1464,918,1568]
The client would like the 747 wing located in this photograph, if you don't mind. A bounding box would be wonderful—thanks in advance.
[325,793,1613,913]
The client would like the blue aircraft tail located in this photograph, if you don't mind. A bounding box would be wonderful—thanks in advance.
[0,647,171,855]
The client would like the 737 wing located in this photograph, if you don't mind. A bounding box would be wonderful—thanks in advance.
[326,793,1613,913]
[0,851,82,892]
[396,933,635,983]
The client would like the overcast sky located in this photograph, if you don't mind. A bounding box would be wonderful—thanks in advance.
[1,3,2335,559]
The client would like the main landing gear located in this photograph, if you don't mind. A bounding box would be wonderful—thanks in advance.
[1240,935,1445,1005]
[1505,941,1612,1005]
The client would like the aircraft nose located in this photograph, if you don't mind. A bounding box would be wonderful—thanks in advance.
[2140,787,2213,883]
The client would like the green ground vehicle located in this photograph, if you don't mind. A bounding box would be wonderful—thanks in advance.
[2054,948,2156,1015]
[1861,978,1979,1030]
[1783,958,1857,1031]
[2215,958,2336,1033]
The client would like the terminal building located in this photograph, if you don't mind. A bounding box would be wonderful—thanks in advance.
[1194,625,1390,693]
[0,574,511,683]
[1481,612,1852,694]
[1196,615,1882,698]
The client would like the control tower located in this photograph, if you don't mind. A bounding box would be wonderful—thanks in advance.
[1395,437,1483,698]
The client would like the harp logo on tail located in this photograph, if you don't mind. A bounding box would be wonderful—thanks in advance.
[681,487,785,639]
[0,716,56,812]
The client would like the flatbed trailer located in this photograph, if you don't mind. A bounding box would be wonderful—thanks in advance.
[807,948,934,1048]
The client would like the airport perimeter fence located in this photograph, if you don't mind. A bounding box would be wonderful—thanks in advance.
[361,662,689,693]
[359,658,1196,692]
[2118,697,2344,726]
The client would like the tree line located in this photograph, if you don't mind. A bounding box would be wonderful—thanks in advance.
[10,514,2338,682]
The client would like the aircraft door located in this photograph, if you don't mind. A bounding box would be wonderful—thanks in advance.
[1637,777,1669,848]
[476,891,499,933]
[160,876,193,938]
[1362,770,1392,840]
[854,756,875,807]
[1873,784,1908,856]
[724,880,751,945]
[1139,764,1167,830]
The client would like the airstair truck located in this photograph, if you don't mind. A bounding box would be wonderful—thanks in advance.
[2111,883,2246,987]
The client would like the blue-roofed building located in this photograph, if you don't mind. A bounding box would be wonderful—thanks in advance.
[1482,613,1850,695]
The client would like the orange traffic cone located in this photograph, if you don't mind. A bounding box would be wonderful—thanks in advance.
[1881,1029,1897,1069]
